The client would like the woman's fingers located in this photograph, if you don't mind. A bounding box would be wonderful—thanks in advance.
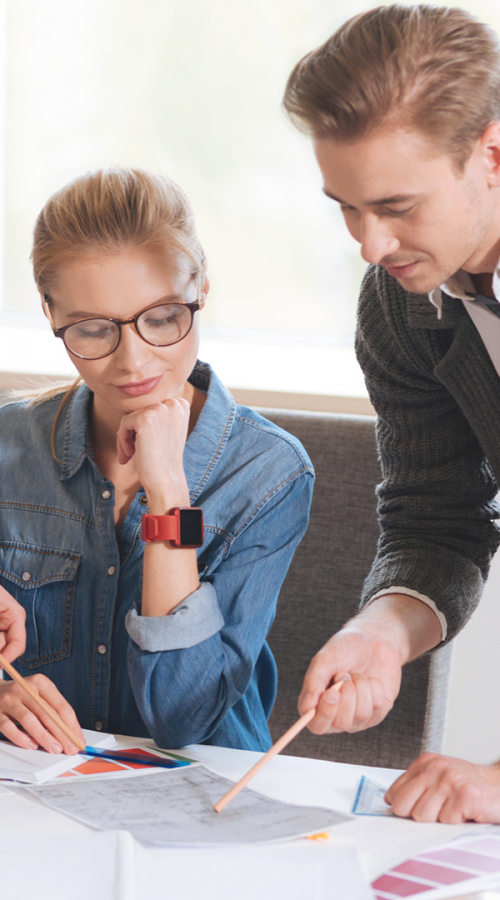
[0,674,85,755]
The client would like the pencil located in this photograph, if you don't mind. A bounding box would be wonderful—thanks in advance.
[0,651,86,752]
[214,679,345,813]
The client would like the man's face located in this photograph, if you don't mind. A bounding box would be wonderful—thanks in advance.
[314,128,500,294]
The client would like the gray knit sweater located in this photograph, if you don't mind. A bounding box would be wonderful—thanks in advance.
[356,264,500,642]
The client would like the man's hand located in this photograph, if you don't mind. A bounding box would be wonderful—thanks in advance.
[298,594,443,734]
[0,585,26,664]
[386,753,500,823]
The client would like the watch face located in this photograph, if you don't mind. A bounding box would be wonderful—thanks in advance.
[179,508,204,546]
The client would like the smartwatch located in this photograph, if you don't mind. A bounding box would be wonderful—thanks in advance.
[141,508,204,548]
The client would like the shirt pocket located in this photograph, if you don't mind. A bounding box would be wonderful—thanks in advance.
[0,542,81,667]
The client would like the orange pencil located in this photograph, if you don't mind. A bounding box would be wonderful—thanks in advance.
[214,679,345,813]
[0,651,86,752]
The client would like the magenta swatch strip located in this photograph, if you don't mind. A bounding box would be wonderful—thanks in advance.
[420,846,500,874]
[372,873,431,896]
[394,858,473,885]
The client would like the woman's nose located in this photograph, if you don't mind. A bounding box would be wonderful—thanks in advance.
[113,322,152,370]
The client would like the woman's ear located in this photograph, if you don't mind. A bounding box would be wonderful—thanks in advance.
[199,275,210,310]
[40,290,55,327]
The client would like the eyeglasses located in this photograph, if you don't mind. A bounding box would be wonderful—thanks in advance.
[44,275,201,361]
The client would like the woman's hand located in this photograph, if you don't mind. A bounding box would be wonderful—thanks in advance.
[0,585,26,664]
[0,673,85,755]
[116,398,191,508]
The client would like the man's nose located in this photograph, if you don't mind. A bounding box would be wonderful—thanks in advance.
[359,214,400,265]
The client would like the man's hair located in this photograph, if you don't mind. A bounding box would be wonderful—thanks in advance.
[283,4,500,167]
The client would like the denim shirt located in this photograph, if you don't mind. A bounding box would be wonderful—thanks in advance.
[0,362,314,751]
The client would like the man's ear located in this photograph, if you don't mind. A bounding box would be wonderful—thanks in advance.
[479,121,500,187]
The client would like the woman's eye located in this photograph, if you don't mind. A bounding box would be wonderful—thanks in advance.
[144,307,182,329]
[74,322,111,339]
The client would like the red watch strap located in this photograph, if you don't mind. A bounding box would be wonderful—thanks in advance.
[141,514,178,542]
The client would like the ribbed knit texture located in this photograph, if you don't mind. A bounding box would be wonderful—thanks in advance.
[356,264,500,641]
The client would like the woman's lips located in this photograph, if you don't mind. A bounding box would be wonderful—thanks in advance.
[115,375,162,396]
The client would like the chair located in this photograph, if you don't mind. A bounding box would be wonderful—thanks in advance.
[259,409,453,770]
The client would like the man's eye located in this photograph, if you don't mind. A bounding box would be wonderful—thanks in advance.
[384,207,413,217]
[340,204,357,213]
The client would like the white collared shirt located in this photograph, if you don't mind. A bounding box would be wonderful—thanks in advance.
[429,263,500,378]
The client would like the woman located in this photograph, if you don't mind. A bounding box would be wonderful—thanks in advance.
[0,167,314,755]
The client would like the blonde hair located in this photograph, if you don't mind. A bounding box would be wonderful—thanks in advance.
[283,4,500,168]
[24,166,206,457]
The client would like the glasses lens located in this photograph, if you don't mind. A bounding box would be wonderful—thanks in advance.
[63,319,120,359]
[137,304,193,346]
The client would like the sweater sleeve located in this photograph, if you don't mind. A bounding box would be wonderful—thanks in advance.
[356,265,500,642]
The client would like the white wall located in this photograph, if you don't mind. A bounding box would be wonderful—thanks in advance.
[443,546,500,764]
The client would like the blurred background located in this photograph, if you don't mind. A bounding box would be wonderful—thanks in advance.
[2,0,500,763]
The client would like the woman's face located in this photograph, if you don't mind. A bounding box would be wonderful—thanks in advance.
[45,246,205,419]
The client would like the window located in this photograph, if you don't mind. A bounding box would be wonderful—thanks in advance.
[2,0,500,405]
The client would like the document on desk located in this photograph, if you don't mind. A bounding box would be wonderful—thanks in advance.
[25,764,351,845]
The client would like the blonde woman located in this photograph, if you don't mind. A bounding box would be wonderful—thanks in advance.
[0,167,313,755]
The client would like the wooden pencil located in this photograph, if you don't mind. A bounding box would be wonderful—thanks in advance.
[214,679,345,813]
[0,651,86,752]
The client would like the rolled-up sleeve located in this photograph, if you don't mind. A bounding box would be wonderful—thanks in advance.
[125,582,224,651]
[125,465,314,750]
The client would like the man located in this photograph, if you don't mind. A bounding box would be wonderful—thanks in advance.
[0,587,25,663]
[283,4,500,823]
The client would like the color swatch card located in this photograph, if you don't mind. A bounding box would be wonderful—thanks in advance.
[0,729,116,783]
[372,828,500,899]
[352,776,394,816]
[59,746,197,780]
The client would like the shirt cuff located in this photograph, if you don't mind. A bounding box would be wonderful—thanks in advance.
[125,582,224,652]
[366,586,447,642]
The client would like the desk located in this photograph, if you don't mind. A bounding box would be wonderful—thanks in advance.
[0,736,498,900]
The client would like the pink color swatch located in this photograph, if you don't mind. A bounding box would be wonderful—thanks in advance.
[371,832,500,899]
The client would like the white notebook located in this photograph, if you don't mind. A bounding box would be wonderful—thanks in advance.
[0,728,116,783]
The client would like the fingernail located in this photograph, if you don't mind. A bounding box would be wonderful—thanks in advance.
[50,742,63,754]
[301,692,314,709]
[28,741,38,750]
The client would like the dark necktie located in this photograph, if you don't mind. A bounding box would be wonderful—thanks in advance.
[466,292,500,318]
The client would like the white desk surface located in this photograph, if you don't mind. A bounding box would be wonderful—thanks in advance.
[0,735,497,900]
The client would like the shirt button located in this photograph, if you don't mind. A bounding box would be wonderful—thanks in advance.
[107,566,116,576]
[139,495,148,506]
[102,489,112,500]
[98,644,107,655]
[21,571,32,582]
[95,721,103,731]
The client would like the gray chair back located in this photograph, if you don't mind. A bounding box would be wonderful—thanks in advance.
[258,409,452,770]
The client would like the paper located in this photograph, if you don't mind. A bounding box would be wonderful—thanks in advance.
[372,827,500,899]
[137,842,373,900]
[25,764,351,845]
[0,829,135,900]
[0,728,116,783]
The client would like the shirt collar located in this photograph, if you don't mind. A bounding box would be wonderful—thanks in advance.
[429,258,500,319]
[59,361,236,496]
